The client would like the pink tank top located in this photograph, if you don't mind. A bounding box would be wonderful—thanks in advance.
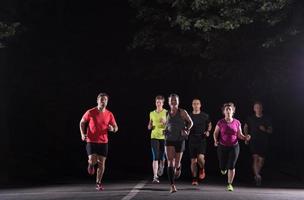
[217,118,241,146]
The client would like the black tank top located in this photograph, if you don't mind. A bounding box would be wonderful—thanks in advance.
[165,109,186,142]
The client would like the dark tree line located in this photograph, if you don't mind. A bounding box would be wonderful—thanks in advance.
[129,0,304,84]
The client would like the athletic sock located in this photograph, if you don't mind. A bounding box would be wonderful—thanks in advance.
[168,166,175,185]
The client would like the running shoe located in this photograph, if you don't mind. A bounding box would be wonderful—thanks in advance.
[192,179,199,186]
[96,183,104,191]
[221,170,227,175]
[226,184,234,192]
[199,168,206,180]
[157,163,164,177]
[152,176,160,183]
[254,175,262,186]
[174,166,182,179]
[170,185,177,193]
[87,164,95,175]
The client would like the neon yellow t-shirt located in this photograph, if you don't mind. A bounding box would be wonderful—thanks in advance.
[149,109,167,140]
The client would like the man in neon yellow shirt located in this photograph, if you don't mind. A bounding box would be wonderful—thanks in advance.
[148,95,167,183]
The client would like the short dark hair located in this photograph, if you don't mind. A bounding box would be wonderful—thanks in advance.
[168,93,179,100]
[97,93,109,99]
[155,95,165,101]
[222,102,236,112]
[192,98,201,103]
[253,101,263,106]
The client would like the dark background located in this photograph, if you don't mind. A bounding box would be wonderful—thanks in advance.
[0,0,304,186]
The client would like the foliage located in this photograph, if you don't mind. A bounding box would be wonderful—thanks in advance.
[0,22,20,48]
[130,0,300,57]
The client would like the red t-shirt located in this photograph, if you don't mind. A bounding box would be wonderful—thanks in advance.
[82,107,116,143]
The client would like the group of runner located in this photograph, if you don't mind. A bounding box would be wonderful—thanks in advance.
[79,93,272,193]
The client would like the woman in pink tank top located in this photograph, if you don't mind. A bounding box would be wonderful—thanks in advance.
[213,102,251,191]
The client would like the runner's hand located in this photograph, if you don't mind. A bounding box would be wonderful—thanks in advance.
[108,124,115,132]
[245,134,251,141]
[81,134,87,141]
[204,131,210,137]
[181,129,189,136]
[259,125,266,132]
[148,124,155,130]
[148,124,152,130]
[160,118,166,125]
[214,140,219,147]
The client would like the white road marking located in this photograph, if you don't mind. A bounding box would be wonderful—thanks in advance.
[121,180,147,200]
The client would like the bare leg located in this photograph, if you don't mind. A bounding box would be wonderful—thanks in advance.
[160,159,165,168]
[228,169,235,184]
[152,160,158,178]
[197,154,205,169]
[191,158,198,178]
[257,156,265,175]
[88,154,98,166]
[174,152,183,169]
[87,154,97,175]
[96,156,106,184]
[158,159,165,177]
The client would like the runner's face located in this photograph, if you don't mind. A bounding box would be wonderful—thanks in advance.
[223,106,234,118]
[97,96,108,108]
[155,99,164,108]
[169,96,179,108]
[192,100,201,111]
[253,104,263,115]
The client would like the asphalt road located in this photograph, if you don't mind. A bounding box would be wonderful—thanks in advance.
[1,178,304,200]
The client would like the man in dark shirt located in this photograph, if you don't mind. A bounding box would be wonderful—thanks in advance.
[189,99,212,186]
[244,101,272,186]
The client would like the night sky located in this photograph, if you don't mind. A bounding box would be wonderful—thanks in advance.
[0,0,304,186]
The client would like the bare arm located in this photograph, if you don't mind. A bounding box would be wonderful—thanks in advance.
[266,126,273,134]
[108,113,119,133]
[259,118,273,134]
[109,122,119,133]
[79,118,88,141]
[213,125,220,146]
[238,126,250,141]
[244,123,249,135]
[204,122,212,137]
[147,119,153,130]
[181,109,193,133]
[207,122,212,132]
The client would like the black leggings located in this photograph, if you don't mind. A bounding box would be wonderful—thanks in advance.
[217,144,240,170]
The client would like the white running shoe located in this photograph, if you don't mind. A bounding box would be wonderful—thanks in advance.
[152,176,160,183]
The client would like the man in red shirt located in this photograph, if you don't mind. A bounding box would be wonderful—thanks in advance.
[80,93,118,191]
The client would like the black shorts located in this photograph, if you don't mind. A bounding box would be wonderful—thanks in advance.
[249,139,268,158]
[86,142,108,157]
[151,139,165,161]
[165,140,185,153]
[217,143,240,170]
[189,139,207,159]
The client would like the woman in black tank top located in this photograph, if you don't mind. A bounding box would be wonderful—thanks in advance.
[165,94,193,193]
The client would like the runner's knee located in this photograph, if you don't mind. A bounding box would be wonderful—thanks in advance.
[88,156,97,165]
[167,159,174,167]
[191,159,198,164]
